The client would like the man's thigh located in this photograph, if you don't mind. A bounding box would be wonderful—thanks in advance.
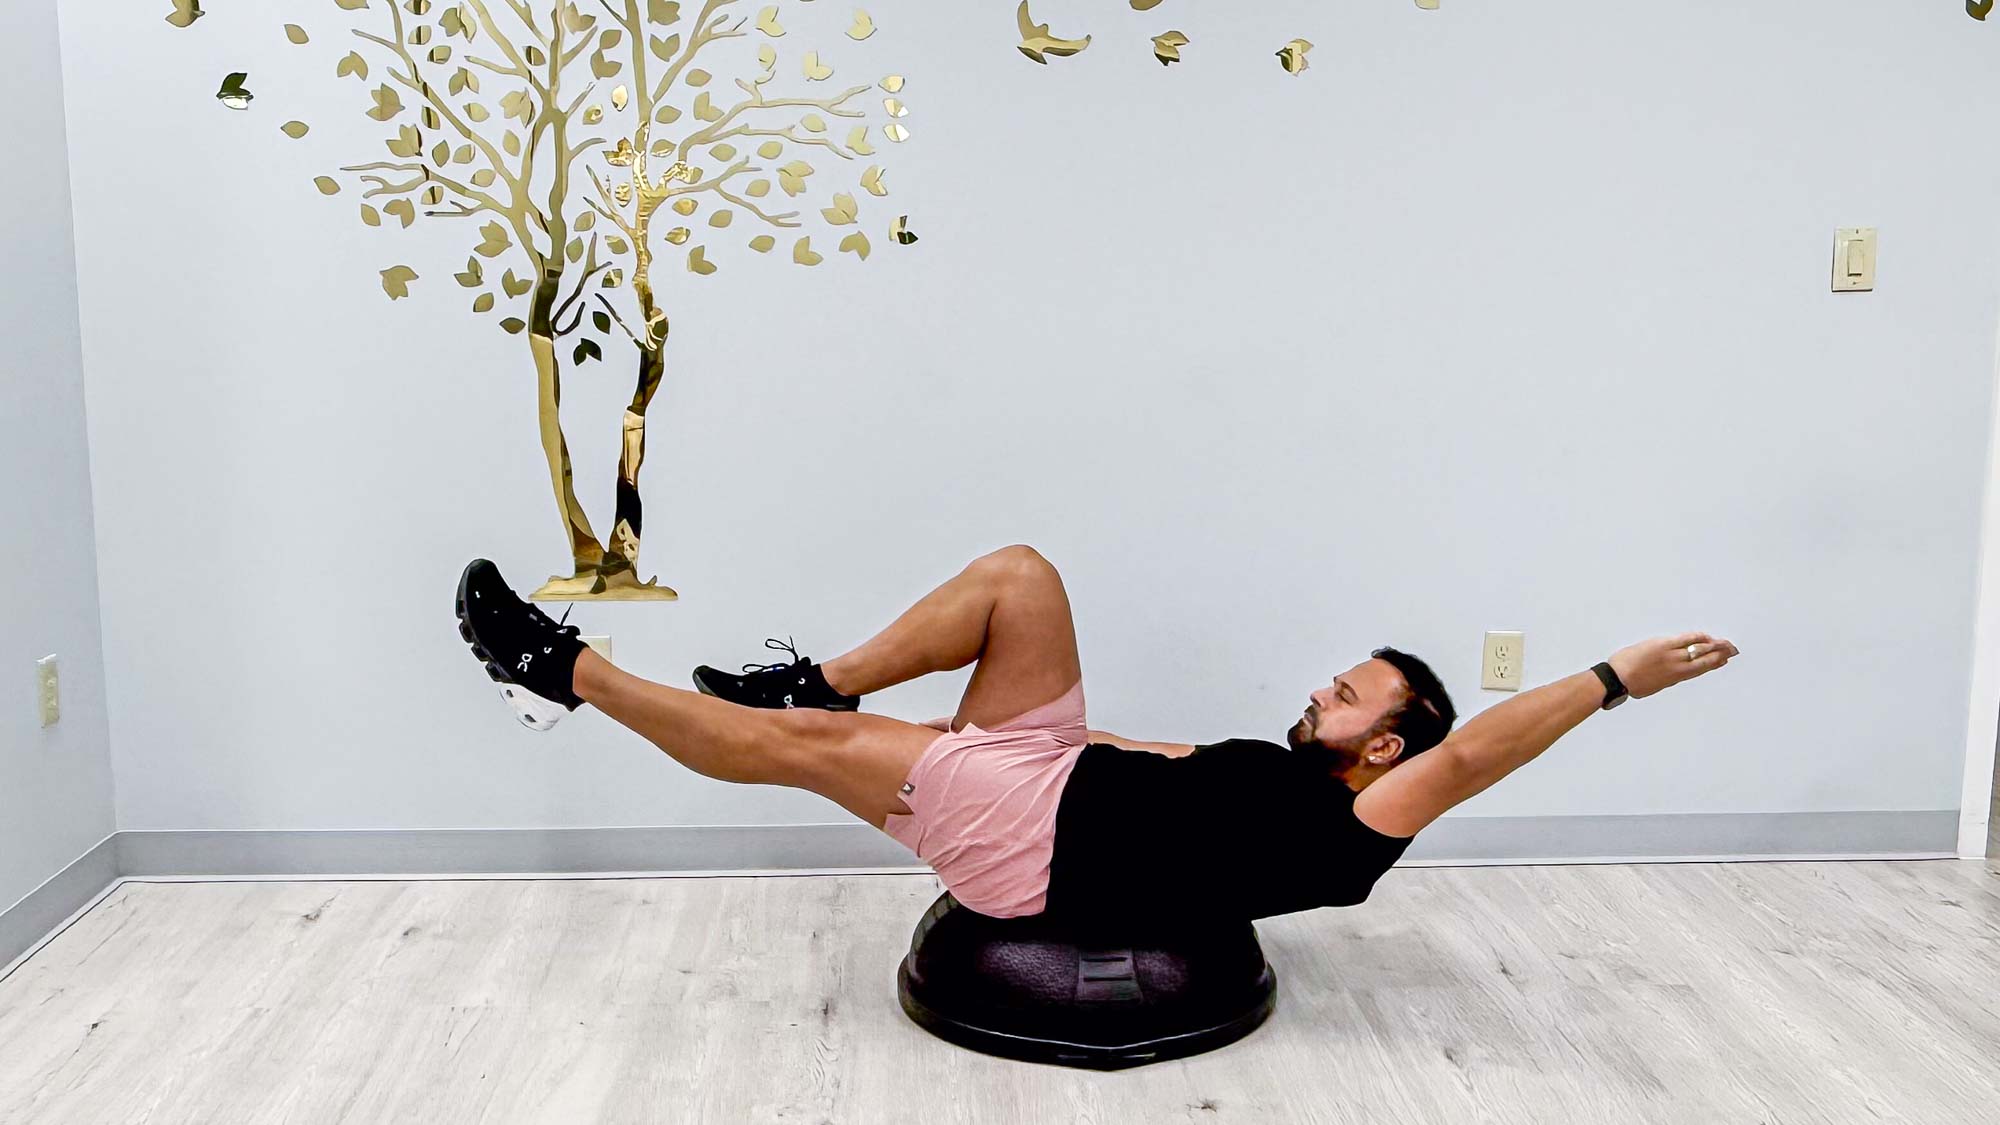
[953,546,1083,729]
[778,710,938,831]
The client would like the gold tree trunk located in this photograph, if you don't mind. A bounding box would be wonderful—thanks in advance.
[527,270,609,600]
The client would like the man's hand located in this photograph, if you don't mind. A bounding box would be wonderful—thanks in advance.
[1607,633,1740,700]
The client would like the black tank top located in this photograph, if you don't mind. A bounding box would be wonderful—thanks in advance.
[1041,738,1415,930]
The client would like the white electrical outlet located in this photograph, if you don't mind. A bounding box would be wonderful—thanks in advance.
[36,655,60,727]
[582,635,613,662]
[1481,632,1523,692]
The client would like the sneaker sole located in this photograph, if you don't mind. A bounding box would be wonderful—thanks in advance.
[456,561,569,732]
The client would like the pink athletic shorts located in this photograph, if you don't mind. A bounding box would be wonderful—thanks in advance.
[880,683,1087,919]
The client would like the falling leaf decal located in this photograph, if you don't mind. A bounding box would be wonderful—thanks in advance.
[284,24,310,44]
[883,97,907,118]
[1417,0,1441,8]
[709,210,734,228]
[650,0,681,23]
[1973,0,1994,19]
[361,205,381,227]
[749,235,776,253]
[476,221,512,257]
[165,0,203,29]
[502,269,533,298]
[606,138,638,166]
[612,84,630,110]
[313,176,341,195]
[881,75,905,93]
[500,317,526,335]
[778,160,815,196]
[840,231,871,259]
[282,121,311,138]
[672,198,699,216]
[574,339,602,364]
[802,51,834,81]
[1152,31,1188,65]
[583,105,603,124]
[848,127,874,156]
[1017,1,1090,64]
[367,84,403,120]
[821,192,859,225]
[848,10,875,40]
[389,125,422,157]
[793,237,824,266]
[884,122,909,143]
[473,292,495,313]
[758,140,785,159]
[380,266,419,299]
[890,215,917,245]
[756,5,784,36]
[216,72,254,110]
[336,52,369,80]
[384,198,416,227]
[693,92,723,120]
[1276,38,1313,75]
[688,246,717,275]
[1131,0,1166,9]
[455,257,485,287]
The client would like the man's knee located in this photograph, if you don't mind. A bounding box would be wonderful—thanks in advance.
[973,544,1059,589]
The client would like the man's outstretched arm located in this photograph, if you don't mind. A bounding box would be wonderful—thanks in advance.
[1353,632,1740,837]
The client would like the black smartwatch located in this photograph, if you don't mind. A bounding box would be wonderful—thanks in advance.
[1590,662,1629,710]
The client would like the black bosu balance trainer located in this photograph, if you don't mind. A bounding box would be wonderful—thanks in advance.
[895,891,1277,1069]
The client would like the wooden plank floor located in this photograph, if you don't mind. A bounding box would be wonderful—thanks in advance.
[2,859,1996,1124]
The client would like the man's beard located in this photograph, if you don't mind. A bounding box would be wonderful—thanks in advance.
[1288,713,1368,769]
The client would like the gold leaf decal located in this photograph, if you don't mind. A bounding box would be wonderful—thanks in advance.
[503,132,522,156]
[800,114,825,133]
[500,90,534,124]
[471,168,496,187]
[672,197,699,216]
[777,160,816,197]
[313,176,341,195]
[282,121,310,139]
[422,184,444,205]
[651,33,682,62]
[465,102,490,122]
[476,221,512,257]
[686,69,711,87]
[367,84,403,121]
[749,235,776,253]
[710,143,737,161]
[380,266,418,300]
[614,182,634,205]
[755,45,778,84]
[606,138,638,166]
[688,246,717,275]
[573,339,602,365]
[389,125,421,157]
[755,6,784,36]
[602,269,624,288]
[1151,31,1188,65]
[361,204,382,227]
[802,51,833,81]
[758,140,785,159]
[431,140,450,166]
[165,0,203,29]
[1417,0,1441,7]
[336,52,369,80]
[410,25,433,46]
[454,143,474,163]
[284,24,309,45]
[881,75,904,93]
[1130,0,1165,9]
[860,165,887,196]
[612,84,630,110]
[655,103,683,125]
[429,45,453,63]
[666,227,691,245]
[693,92,722,121]
[839,231,871,259]
[216,72,253,110]
[1972,0,1994,18]
[884,122,909,143]
[566,237,585,263]
[709,209,733,228]
[821,192,859,225]
[500,317,526,335]
[651,139,675,157]
[746,179,772,198]
[847,10,875,40]
[455,257,485,287]
[1017,2,1090,64]
[890,214,917,245]
[847,127,874,156]
[441,7,468,37]
[575,211,597,233]
[583,105,603,124]
[385,198,416,227]
[501,270,532,298]
[883,97,907,118]
[334,0,367,8]
[1276,38,1313,75]
[649,0,681,23]
[793,237,823,267]
[473,292,495,313]
[525,45,547,66]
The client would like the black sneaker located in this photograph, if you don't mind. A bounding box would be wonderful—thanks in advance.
[455,558,587,731]
[692,637,861,711]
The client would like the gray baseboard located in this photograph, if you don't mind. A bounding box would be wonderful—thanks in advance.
[1,836,120,974]
[2,811,1960,971]
[115,810,1959,879]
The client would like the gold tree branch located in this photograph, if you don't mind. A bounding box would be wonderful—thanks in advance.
[341,160,507,213]
[555,234,611,334]
[680,84,871,159]
[594,293,643,347]
[465,0,552,99]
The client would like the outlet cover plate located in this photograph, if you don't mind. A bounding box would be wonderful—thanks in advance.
[36,654,60,727]
[1482,631,1524,692]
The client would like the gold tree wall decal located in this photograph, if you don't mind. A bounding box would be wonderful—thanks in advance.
[197,0,910,600]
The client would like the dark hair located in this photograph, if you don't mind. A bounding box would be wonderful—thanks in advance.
[1369,647,1457,758]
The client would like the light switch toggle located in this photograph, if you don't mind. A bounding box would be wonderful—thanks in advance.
[1833,227,1877,292]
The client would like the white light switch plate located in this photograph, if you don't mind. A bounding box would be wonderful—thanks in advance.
[1482,632,1524,692]
[1833,227,1877,292]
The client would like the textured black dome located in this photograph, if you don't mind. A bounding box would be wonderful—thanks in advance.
[895,892,1277,1069]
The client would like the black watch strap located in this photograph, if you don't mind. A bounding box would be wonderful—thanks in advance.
[1590,662,1629,709]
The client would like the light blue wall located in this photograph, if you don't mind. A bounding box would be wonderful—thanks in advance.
[56,0,2000,837]
[1,0,115,911]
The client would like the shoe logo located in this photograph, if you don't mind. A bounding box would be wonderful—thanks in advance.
[783,694,794,708]
[519,652,533,673]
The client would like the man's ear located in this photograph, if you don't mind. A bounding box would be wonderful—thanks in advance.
[1366,732,1406,766]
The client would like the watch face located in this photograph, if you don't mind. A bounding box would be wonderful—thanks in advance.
[1603,693,1628,710]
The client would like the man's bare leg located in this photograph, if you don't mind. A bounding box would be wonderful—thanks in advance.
[819,544,1083,730]
[573,649,937,829]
